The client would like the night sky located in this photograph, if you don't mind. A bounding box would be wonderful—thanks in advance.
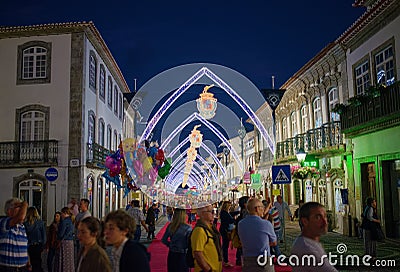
[0,1,365,90]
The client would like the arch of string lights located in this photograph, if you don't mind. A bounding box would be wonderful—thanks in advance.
[139,66,275,155]
[166,159,208,191]
[168,137,225,176]
[161,112,241,171]
[169,148,217,182]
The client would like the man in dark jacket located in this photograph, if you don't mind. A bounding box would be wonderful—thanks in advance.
[145,203,156,240]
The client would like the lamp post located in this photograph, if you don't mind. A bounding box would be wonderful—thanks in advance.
[238,118,246,165]
[296,148,307,201]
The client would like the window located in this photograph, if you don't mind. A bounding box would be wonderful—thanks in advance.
[301,105,308,133]
[89,52,97,90]
[88,112,95,144]
[118,93,123,119]
[107,125,112,150]
[328,88,340,121]
[99,65,106,100]
[19,180,43,216]
[17,41,51,84]
[313,97,322,128]
[282,117,287,140]
[21,111,45,141]
[355,61,370,95]
[114,87,118,115]
[108,77,113,108]
[375,45,395,85]
[113,130,118,151]
[98,118,105,147]
[291,112,297,137]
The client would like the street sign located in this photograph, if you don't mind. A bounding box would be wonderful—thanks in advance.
[243,171,251,184]
[272,165,291,184]
[45,167,58,182]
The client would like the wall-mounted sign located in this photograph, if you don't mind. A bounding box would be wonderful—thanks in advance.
[45,167,58,182]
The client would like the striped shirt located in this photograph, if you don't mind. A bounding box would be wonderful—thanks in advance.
[127,207,145,226]
[270,207,281,232]
[0,217,29,267]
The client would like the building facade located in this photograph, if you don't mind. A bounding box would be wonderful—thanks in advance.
[0,22,133,223]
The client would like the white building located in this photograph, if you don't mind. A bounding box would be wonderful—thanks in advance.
[0,22,133,223]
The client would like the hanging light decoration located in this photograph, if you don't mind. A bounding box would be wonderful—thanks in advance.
[197,84,217,119]
[189,125,203,148]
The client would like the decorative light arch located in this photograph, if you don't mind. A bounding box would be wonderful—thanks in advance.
[139,66,275,154]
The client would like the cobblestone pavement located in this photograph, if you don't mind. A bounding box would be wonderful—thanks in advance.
[280,220,400,271]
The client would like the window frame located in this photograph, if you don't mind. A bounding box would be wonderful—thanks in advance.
[313,97,322,128]
[374,43,395,86]
[300,105,308,133]
[328,87,340,122]
[99,65,106,101]
[17,41,52,85]
[89,51,97,92]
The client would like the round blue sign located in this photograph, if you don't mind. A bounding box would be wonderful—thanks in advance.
[45,167,58,182]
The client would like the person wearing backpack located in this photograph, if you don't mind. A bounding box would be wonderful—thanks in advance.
[191,204,223,272]
[161,208,192,272]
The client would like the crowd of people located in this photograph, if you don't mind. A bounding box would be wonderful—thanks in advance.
[0,194,383,272]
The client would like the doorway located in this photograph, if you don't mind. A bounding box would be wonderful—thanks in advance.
[381,160,400,238]
[360,162,377,205]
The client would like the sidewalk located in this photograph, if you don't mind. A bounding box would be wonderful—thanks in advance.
[280,220,400,271]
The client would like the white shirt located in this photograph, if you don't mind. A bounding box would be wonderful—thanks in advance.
[111,237,128,272]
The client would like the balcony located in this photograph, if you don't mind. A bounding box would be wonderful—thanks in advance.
[86,142,111,168]
[275,121,343,161]
[340,83,400,134]
[0,140,58,167]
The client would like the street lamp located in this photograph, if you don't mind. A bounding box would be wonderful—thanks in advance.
[296,148,307,166]
[238,119,246,170]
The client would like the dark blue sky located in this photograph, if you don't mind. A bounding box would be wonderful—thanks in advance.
[0,1,365,91]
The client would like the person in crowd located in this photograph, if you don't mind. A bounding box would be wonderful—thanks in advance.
[54,207,75,272]
[191,204,222,272]
[104,210,150,272]
[67,198,79,217]
[46,211,61,272]
[76,217,111,272]
[74,198,91,257]
[161,208,192,272]
[290,202,337,271]
[238,198,276,272]
[294,199,304,220]
[212,203,219,227]
[166,206,174,222]
[362,197,381,259]
[145,203,157,240]
[273,195,292,243]
[0,198,29,271]
[187,208,192,224]
[154,203,160,221]
[127,200,149,241]
[24,206,47,272]
[262,199,281,257]
[219,201,239,267]
[234,196,249,266]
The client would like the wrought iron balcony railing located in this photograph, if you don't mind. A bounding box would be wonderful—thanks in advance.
[340,83,400,132]
[275,121,343,160]
[86,142,111,167]
[0,140,58,166]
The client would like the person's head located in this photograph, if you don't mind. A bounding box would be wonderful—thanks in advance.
[197,204,214,224]
[169,208,187,233]
[365,197,376,208]
[53,211,61,224]
[247,198,265,217]
[221,201,231,212]
[79,198,90,212]
[104,210,135,248]
[132,200,140,208]
[299,202,327,241]
[25,206,40,225]
[238,196,249,209]
[61,207,72,219]
[77,216,100,247]
[299,199,305,207]
[4,198,26,222]
[277,195,283,204]
[262,199,270,208]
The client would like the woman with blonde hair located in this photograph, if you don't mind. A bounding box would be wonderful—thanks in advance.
[24,207,46,272]
[54,207,74,272]
[161,208,192,272]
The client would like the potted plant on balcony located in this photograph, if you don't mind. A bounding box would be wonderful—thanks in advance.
[331,103,347,114]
